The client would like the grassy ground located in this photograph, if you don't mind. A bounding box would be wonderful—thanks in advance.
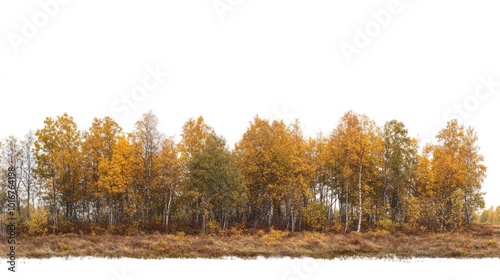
[3,225,500,259]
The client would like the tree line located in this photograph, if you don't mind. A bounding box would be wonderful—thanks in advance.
[0,111,487,235]
[479,206,500,224]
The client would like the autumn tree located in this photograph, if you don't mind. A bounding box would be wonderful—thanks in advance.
[21,131,37,220]
[330,111,382,233]
[178,116,215,229]
[81,117,122,224]
[153,137,182,232]
[479,206,492,223]
[35,113,82,233]
[235,116,274,229]
[279,121,312,233]
[307,134,338,223]
[178,117,246,232]
[1,136,23,216]
[459,126,487,225]
[381,120,419,225]
[429,120,486,230]
[495,207,500,224]
[1,132,39,222]
[132,111,163,229]
[98,135,138,227]
[235,117,311,231]
[178,116,214,164]
[187,133,246,233]
[413,144,435,230]
[478,206,499,224]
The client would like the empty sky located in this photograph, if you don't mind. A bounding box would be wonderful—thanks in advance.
[1,0,499,207]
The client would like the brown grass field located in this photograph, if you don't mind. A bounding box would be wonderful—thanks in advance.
[2,225,500,259]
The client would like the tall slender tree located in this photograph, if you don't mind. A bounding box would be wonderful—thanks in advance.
[132,111,163,229]
[21,131,37,220]
[154,137,182,232]
[35,113,82,233]
[381,120,419,224]
[330,111,381,232]
[82,117,122,224]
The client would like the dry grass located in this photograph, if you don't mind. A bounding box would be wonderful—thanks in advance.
[2,224,500,259]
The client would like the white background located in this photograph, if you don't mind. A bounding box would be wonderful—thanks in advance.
[1,1,499,206]
[0,257,498,280]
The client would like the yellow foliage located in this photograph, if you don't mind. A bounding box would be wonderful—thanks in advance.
[255,229,265,237]
[24,208,48,236]
[150,240,170,252]
[303,201,329,232]
[206,220,220,235]
[331,221,344,234]
[375,219,396,232]
[262,228,289,246]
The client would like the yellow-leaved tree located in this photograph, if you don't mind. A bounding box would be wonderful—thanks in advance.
[330,111,382,233]
[235,116,312,232]
[35,113,82,233]
[82,116,122,225]
[427,120,486,230]
[98,135,138,226]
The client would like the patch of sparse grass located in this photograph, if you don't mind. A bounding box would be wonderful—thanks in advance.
[2,225,500,259]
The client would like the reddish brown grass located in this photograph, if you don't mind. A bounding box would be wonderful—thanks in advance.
[1,224,499,259]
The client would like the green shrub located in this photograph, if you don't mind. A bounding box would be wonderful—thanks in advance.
[303,201,329,232]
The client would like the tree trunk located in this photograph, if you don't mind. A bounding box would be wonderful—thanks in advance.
[357,162,363,233]
[95,198,101,224]
[202,213,207,233]
[110,208,114,225]
[267,200,273,229]
[27,186,31,220]
[165,190,173,233]
[53,181,58,234]
[344,184,349,234]
[16,175,22,216]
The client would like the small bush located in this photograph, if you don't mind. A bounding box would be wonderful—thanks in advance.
[302,231,327,246]
[303,201,329,232]
[206,220,220,235]
[262,228,289,246]
[58,242,73,251]
[24,208,48,236]
[227,226,243,237]
[375,219,396,232]
[331,221,344,234]
[150,240,170,252]
[352,231,363,237]
[483,239,498,248]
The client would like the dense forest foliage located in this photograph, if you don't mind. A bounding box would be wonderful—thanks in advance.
[0,111,488,236]
[479,206,500,224]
